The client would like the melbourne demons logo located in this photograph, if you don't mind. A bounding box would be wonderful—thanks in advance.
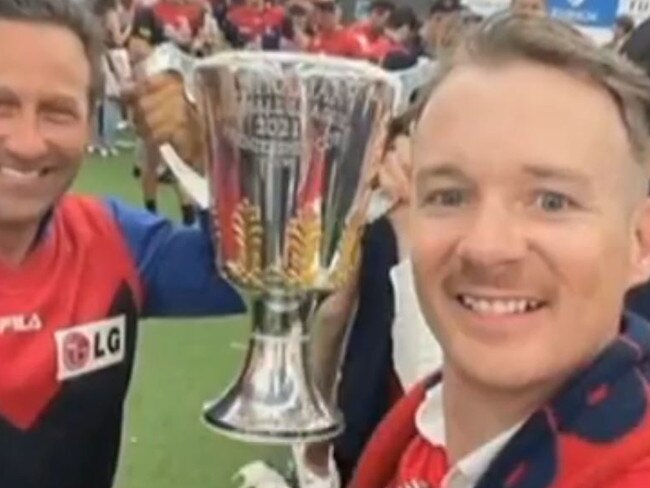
[55,316,125,380]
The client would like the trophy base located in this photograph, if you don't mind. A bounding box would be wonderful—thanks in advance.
[200,296,345,445]
[201,402,344,445]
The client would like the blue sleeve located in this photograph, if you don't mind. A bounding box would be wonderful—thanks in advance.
[104,198,246,318]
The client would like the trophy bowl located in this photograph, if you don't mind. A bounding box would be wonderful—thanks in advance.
[152,49,396,444]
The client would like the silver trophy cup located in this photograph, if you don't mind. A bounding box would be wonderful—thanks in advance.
[146,47,397,445]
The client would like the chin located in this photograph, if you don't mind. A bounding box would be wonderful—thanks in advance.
[445,337,575,395]
[0,202,55,229]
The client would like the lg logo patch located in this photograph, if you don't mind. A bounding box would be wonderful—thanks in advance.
[55,316,126,381]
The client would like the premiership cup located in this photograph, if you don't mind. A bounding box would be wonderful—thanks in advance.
[145,46,397,445]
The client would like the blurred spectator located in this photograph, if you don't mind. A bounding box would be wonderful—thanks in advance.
[421,0,463,58]
[227,0,285,48]
[369,6,419,69]
[208,0,248,47]
[91,0,131,157]
[307,0,366,58]
[153,0,205,51]
[606,15,635,51]
[274,2,310,50]
[351,0,394,51]
[510,0,547,17]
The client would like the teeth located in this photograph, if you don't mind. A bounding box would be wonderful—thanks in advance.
[0,167,40,180]
[459,295,542,315]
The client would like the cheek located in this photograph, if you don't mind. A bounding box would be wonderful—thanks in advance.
[410,214,458,295]
[534,223,630,293]
[42,122,90,158]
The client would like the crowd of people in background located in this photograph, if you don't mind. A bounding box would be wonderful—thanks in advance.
[85,0,486,226]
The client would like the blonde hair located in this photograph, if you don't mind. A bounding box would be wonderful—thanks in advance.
[416,14,650,164]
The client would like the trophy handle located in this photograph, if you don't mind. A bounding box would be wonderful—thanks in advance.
[142,42,198,103]
[159,144,210,209]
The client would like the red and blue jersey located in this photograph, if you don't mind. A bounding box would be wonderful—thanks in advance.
[0,195,244,488]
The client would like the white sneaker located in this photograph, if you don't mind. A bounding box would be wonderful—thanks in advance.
[233,461,291,488]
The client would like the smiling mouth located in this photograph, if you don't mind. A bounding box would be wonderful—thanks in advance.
[456,294,546,316]
[0,166,51,180]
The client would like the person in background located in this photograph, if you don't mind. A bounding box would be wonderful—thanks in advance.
[351,15,650,488]
[607,15,635,52]
[306,0,366,58]
[350,0,394,54]
[272,2,310,51]
[0,1,244,487]
[510,0,547,17]
[421,0,464,59]
[152,0,204,51]
[226,0,285,48]
[368,6,420,69]
[90,0,128,157]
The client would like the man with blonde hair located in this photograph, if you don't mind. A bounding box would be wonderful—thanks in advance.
[351,15,650,488]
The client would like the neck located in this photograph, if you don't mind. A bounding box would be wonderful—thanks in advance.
[441,363,560,464]
[0,221,40,267]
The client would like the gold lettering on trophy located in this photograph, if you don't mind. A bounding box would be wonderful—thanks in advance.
[225,199,264,288]
[283,208,322,288]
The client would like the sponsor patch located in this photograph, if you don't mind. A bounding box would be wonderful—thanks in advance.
[55,316,125,381]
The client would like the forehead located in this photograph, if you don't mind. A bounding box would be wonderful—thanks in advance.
[0,20,90,99]
[414,61,632,175]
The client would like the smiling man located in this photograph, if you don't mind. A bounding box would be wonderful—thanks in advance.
[351,15,650,488]
[0,1,244,487]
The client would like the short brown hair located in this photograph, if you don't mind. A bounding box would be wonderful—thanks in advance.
[415,14,650,164]
[0,0,105,108]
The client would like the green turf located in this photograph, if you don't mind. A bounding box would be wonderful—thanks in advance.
[73,148,288,488]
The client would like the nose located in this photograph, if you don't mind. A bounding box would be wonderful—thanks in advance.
[457,198,527,269]
[2,110,48,161]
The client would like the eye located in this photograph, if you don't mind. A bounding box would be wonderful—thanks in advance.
[42,107,79,125]
[422,188,468,208]
[534,191,575,213]
[0,99,16,117]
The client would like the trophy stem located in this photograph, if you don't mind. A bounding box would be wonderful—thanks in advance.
[202,293,343,445]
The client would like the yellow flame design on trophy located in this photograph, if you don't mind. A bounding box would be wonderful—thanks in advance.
[226,199,264,289]
[283,208,323,289]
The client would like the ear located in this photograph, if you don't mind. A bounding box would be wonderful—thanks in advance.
[628,197,650,289]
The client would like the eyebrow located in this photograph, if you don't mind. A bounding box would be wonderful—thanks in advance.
[520,163,590,187]
[0,86,18,101]
[414,162,591,186]
[415,163,470,182]
[0,85,81,110]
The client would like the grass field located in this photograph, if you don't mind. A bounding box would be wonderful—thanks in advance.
[73,148,287,488]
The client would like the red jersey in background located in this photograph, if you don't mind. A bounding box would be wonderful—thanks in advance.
[308,27,367,59]
[227,4,285,42]
[152,1,204,37]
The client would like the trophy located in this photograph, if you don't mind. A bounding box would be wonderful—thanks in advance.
[145,46,397,445]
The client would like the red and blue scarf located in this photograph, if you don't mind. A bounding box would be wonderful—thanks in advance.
[351,313,650,488]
